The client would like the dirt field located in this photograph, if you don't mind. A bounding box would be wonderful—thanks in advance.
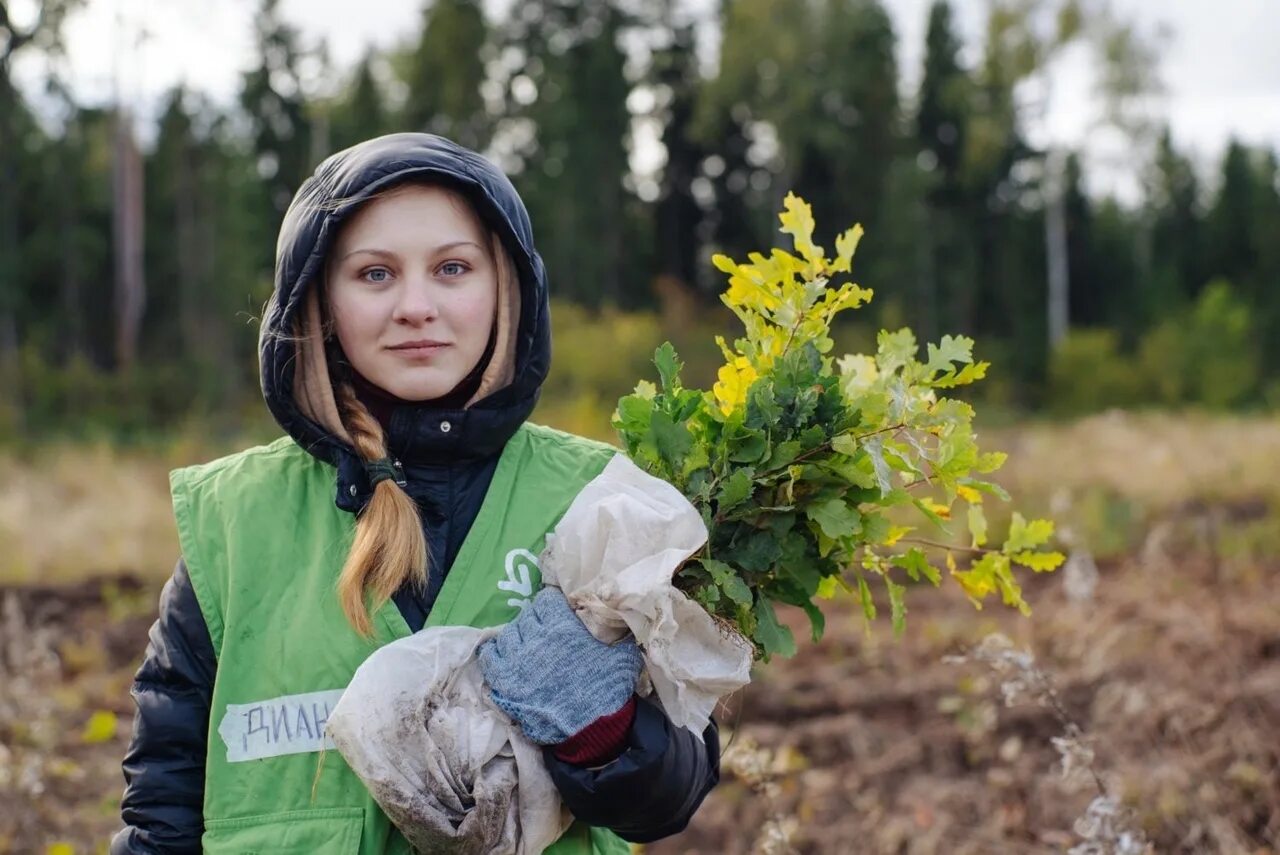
[2,505,1276,853]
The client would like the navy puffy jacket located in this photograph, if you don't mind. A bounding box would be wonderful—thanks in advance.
[110,133,719,852]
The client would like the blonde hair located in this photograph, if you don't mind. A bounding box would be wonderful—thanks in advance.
[306,182,521,636]
[331,379,429,637]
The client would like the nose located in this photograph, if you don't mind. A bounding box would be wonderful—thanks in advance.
[391,275,440,324]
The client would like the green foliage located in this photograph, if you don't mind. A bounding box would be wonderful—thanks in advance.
[695,0,901,307]
[12,345,261,444]
[239,0,312,218]
[503,0,634,309]
[1047,329,1144,414]
[398,0,491,149]
[614,194,1062,661]
[327,53,392,153]
[1050,281,1262,414]
[2,0,1277,450]
[543,301,664,402]
[917,0,969,182]
[1138,279,1260,408]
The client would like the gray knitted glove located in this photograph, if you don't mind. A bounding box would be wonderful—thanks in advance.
[477,587,644,746]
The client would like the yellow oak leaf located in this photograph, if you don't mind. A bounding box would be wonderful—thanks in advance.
[779,192,824,265]
[713,357,758,415]
[830,223,864,273]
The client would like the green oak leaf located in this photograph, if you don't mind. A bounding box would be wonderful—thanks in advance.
[860,512,892,545]
[701,558,754,606]
[729,431,769,464]
[801,598,825,642]
[975,452,1008,474]
[886,577,907,636]
[650,409,692,472]
[654,342,683,393]
[968,504,988,548]
[891,548,941,585]
[1011,550,1066,572]
[857,574,876,622]
[877,328,918,374]
[716,468,755,512]
[753,597,796,660]
[924,334,974,378]
[1003,513,1055,553]
[806,498,862,539]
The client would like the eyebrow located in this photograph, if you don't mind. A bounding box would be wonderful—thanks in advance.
[339,240,485,262]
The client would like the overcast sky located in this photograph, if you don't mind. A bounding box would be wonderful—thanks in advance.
[11,0,1280,194]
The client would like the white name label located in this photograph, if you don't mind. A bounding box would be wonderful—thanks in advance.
[217,688,345,763]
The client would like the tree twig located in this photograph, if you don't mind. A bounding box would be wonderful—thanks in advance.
[899,536,990,555]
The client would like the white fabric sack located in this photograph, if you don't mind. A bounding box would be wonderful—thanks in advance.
[327,625,568,855]
[540,453,753,735]
[327,453,753,850]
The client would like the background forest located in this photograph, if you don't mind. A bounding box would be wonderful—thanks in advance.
[2,0,1278,446]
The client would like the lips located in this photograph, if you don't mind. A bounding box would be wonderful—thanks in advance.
[390,340,449,349]
[388,340,450,358]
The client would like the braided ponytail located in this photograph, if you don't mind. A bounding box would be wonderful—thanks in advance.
[332,380,429,636]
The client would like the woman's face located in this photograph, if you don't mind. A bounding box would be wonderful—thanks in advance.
[327,185,497,402]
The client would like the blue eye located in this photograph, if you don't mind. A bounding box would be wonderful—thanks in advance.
[439,261,468,277]
[364,267,391,283]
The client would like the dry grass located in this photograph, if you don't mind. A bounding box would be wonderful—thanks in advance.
[1,410,1277,584]
[0,436,255,585]
[982,410,1280,562]
[987,410,1280,515]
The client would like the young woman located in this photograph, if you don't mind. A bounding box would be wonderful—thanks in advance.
[110,133,720,854]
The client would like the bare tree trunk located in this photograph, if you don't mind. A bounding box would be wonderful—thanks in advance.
[57,127,85,364]
[175,130,201,357]
[1045,147,1070,351]
[112,107,146,371]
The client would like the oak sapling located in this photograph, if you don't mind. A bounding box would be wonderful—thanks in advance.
[613,193,1064,661]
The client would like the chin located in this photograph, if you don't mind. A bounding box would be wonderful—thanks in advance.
[380,373,463,403]
[390,383,457,402]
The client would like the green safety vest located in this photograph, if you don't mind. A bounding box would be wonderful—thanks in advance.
[172,422,631,855]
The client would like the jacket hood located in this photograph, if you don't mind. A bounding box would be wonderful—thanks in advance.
[259,133,551,490]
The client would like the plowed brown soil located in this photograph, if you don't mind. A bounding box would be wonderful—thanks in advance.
[2,545,1276,854]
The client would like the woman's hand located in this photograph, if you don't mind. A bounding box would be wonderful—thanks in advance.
[478,587,643,750]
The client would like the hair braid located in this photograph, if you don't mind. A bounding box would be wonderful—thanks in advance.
[332,380,429,636]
